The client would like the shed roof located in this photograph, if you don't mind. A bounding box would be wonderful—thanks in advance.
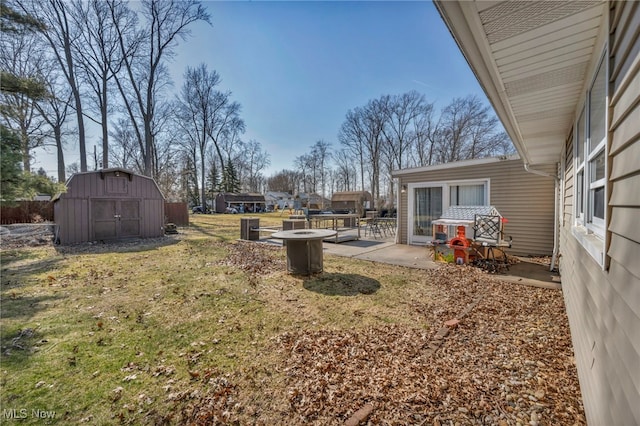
[331,191,373,202]
[220,193,265,203]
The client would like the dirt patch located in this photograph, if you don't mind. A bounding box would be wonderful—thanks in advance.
[0,224,55,249]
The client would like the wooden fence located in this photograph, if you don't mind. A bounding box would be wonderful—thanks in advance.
[164,202,189,226]
[0,201,54,224]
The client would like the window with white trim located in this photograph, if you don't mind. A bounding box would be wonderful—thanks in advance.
[574,53,607,239]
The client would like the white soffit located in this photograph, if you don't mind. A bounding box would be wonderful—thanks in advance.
[437,0,606,165]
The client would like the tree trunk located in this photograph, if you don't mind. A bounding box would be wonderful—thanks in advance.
[101,76,109,168]
[55,125,65,182]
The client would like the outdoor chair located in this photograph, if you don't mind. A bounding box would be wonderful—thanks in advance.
[471,214,512,273]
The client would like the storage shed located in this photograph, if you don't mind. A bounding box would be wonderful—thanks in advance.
[331,191,373,216]
[53,168,165,244]
[215,192,266,213]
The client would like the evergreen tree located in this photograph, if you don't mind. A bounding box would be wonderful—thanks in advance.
[221,161,240,193]
[0,125,24,202]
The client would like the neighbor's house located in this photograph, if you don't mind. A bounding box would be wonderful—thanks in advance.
[296,192,330,210]
[331,191,373,216]
[53,168,165,244]
[393,155,556,256]
[264,191,294,211]
[433,1,639,424]
[214,192,266,213]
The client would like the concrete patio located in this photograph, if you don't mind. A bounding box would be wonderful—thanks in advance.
[320,237,561,289]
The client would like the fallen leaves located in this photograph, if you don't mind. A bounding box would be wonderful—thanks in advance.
[217,241,285,275]
[268,264,585,425]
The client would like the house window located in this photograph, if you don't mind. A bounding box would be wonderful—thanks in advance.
[450,184,485,206]
[574,52,607,247]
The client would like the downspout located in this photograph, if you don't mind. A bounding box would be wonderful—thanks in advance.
[524,163,560,272]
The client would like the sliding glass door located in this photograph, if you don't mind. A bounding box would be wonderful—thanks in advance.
[409,185,443,244]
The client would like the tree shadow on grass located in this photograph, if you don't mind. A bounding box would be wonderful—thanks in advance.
[303,273,380,296]
[52,235,181,255]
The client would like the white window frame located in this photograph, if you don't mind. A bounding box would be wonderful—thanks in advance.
[408,178,489,245]
[572,50,607,266]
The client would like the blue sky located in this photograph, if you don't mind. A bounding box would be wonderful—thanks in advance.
[35,1,489,178]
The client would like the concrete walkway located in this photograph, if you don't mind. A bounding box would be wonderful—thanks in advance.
[322,238,439,270]
[320,237,561,289]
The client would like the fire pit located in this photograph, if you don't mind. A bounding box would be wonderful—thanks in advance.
[271,229,337,275]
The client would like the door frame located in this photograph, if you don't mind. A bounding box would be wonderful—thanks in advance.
[407,182,446,245]
[407,179,491,245]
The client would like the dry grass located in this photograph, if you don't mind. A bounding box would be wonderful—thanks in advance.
[0,213,584,424]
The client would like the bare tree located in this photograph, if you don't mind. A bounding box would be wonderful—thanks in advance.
[311,140,330,205]
[177,64,220,211]
[35,64,74,182]
[338,107,367,192]
[266,169,301,194]
[437,95,512,163]
[411,102,439,167]
[110,117,141,170]
[333,148,356,191]
[238,139,270,193]
[19,0,89,171]
[72,0,127,169]
[381,91,426,170]
[111,0,210,176]
[0,28,50,172]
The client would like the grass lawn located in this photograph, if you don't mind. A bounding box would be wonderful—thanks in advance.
[1,213,585,425]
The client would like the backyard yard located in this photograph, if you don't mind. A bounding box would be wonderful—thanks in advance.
[0,213,585,425]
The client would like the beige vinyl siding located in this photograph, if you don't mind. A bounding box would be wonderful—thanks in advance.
[395,158,556,256]
[563,135,574,228]
[559,2,640,424]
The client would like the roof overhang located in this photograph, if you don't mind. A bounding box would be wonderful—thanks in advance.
[434,0,607,166]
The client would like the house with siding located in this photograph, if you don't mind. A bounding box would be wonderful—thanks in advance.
[392,155,556,256]
[432,1,639,424]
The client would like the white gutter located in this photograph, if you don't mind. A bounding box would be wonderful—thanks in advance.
[524,163,560,272]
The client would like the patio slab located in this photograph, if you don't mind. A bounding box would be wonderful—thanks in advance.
[321,238,561,288]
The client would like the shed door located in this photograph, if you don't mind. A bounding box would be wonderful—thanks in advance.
[92,199,140,240]
[119,200,140,237]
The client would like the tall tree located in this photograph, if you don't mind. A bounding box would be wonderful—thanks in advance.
[73,0,126,169]
[338,107,367,193]
[0,27,49,172]
[111,0,210,176]
[35,66,73,183]
[311,140,330,206]
[19,0,89,171]
[178,64,223,214]
[0,125,24,201]
[411,102,439,167]
[238,139,270,193]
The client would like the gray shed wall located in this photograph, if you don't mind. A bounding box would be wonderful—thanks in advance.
[55,170,165,244]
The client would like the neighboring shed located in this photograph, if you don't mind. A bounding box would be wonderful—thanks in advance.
[215,192,266,213]
[331,191,373,216]
[53,168,165,244]
[392,155,555,256]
